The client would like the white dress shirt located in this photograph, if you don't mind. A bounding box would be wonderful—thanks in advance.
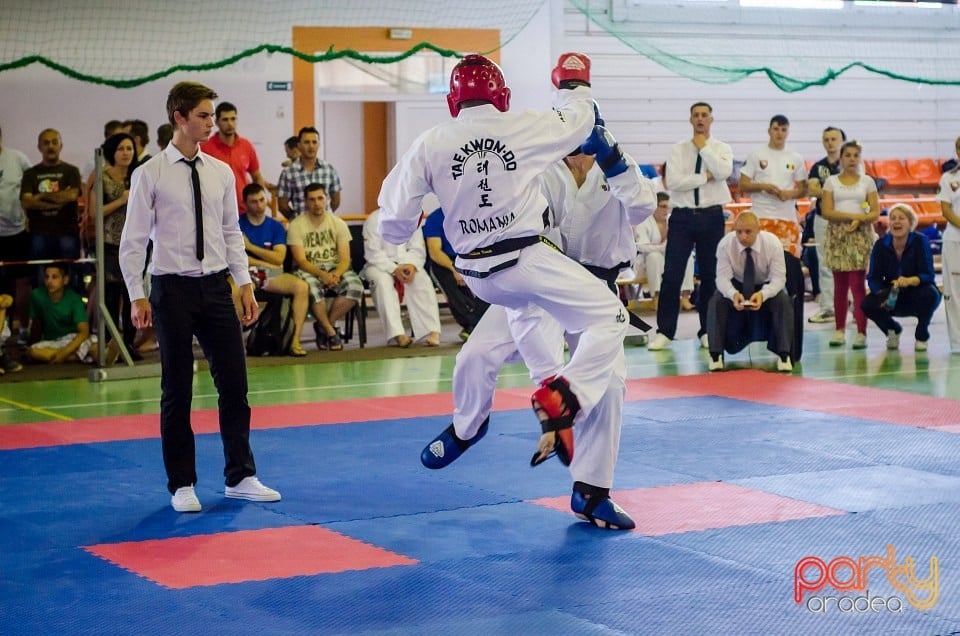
[715,229,786,301]
[665,137,734,209]
[120,144,251,301]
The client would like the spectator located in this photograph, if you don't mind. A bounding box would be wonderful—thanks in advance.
[277,127,341,219]
[83,133,140,359]
[28,263,113,364]
[281,135,299,169]
[286,183,362,351]
[0,125,33,339]
[806,126,847,324]
[156,123,173,151]
[738,114,807,257]
[422,207,489,340]
[20,128,83,289]
[820,140,880,349]
[237,183,309,356]
[706,211,794,372]
[362,208,441,347]
[862,203,941,352]
[649,102,733,351]
[0,294,23,374]
[630,191,696,311]
[123,119,152,163]
[938,137,960,354]
[200,102,267,214]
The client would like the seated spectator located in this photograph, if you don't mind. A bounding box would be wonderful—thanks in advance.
[706,212,794,372]
[361,208,441,347]
[422,208,489,340]
[0,294,23,375]
[286,183,362,351]
[862,203,941,352]
[630,192,695,311]
[236,183,309,356]
[28,264,115,364]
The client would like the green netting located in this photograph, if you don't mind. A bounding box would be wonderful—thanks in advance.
[0,0,547,88]
[567,0,960,92]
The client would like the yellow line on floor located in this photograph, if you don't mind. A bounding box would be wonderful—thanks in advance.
[0,396,73,421]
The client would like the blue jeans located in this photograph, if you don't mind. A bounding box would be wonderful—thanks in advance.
[655,206,725,339]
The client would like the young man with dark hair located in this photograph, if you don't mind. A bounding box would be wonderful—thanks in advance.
[200,102,267,214]
[276,126,341,219]
[120,80,280,513]
[806,125,847,324]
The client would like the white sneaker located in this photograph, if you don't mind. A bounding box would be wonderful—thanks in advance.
[647,333,673,351]
[225,476,281,502]
[776,357,793,373]
[171,486,201,513]
[829,330,845,347]
[808,310,835,324]
[708,356,724,372]
[852,333,867,350]
[916,340,928,352]
[700,334,710,349]
[886,330,900,350]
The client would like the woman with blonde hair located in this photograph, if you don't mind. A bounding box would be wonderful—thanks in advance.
[820,140,880,348]
[861,203,941,351]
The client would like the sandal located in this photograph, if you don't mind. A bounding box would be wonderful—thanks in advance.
[289,342,307,357]
[328,332,343,351]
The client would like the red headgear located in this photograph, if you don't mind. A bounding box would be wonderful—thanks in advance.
[447,54,511,118]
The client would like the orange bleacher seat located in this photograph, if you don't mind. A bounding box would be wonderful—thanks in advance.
[916,199,945,228]
[905,158,941,188]
[864,160,877,178]
[872,159,921,188]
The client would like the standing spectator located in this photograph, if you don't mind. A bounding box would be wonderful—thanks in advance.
[362,208,441,347]
[862,203,940,352]
[0,125,33,339]
[237,183,309,356]
[738,114,807,257]
[120,80,281,513]
[807,126,847,324]
[630,191,696,311]
[20,128,83,285]
[123,119,152,164]
[83,133,140,359]
[937,137,960,354]
[286,183,362,351]
[200,103,267,214]
[649,102,733,351]
[281,135,299,169]
[277,127,341,219]
[423,207,490,340]
[820,140,880,349]
[156,123,173,151]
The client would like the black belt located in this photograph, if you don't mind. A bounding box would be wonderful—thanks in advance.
[456,235,560,279]
[673,205,724,214]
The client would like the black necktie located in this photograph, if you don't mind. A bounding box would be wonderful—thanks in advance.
[183,157,204,261]
[742,246,756,297]
[693,152,702,207]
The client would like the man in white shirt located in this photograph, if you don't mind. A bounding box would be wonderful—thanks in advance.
[738,114,807,258]
[0,126,32,340]
[120,81,280,513]
[706,211,794,372]
[649,102,733,351]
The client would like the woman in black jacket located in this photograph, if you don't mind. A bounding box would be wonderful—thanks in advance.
[862,203,941,351]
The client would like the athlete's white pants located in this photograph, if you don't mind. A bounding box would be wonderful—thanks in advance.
[632,252,694,295]
[941,240,960,352]
[363,267,441,341]
[453,304,624,488]
[814,214,834,313]
[463,243,628,420]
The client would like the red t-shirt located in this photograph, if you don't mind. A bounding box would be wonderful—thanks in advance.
[200,134,260,213]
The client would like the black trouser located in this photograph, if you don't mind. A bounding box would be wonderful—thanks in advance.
[656,205,726,339]
[430,263,489,332]
[707,288,794,359]
[861,284,942,342]
[150,270,255,493]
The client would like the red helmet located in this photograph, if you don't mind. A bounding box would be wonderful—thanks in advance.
[447,54,511,117]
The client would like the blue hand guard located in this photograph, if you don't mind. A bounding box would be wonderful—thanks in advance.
[580,125,627,178]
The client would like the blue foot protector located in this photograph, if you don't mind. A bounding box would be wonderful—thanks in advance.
[570,481,636,530]
[421,417,489,469]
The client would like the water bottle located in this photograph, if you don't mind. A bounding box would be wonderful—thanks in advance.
[886,285,899,310]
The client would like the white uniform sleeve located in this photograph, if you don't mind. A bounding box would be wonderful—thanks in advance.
[363,211,398,273]
[700,139,734,182]
[607,155,657,225]
[759,234,787,300]
[378,131,433,246]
